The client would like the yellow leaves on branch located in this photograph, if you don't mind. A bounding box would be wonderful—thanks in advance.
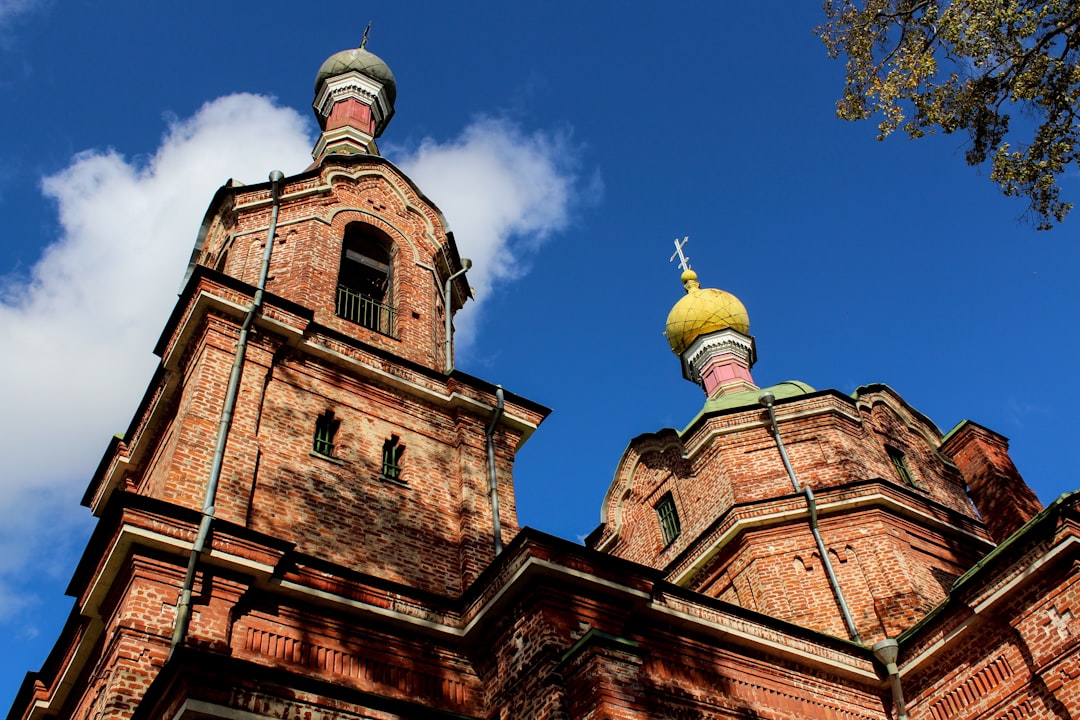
[818,0,1080,228]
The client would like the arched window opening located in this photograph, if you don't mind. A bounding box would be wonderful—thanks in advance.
[336,223,396,336]
[215,246,229,272]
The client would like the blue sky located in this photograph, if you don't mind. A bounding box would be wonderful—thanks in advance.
[1,0,1078,709]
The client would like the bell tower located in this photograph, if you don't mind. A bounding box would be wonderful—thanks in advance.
[18,43,547,720]
[86,43,548,596]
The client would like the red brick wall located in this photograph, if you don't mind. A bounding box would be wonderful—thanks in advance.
[58,555,177,720]
[594,387,994,643]
[123,306,532,597]
[906,575,1080,718]
[245,353,494,595]
[940,421,1044,543]
[200,163,461,372]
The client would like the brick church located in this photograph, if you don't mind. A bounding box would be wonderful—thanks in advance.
[10,44,1080,720]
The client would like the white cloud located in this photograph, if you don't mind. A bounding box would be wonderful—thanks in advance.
[0,93,314,622]
[392,117,594,347]
[0,0,43,27]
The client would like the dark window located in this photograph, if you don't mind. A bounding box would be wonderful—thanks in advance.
[313,410,340,457]
[655,493,681,546]
[336,223,396,336]
[382,435,405,481]
[887,446,917,487]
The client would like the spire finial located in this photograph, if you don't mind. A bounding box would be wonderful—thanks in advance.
[359,21,372,50]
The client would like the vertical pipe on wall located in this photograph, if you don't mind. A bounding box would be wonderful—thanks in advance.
[169,170,285,659]
[443,259,472,374]
[758,391,863,645]
[873,639,910,720]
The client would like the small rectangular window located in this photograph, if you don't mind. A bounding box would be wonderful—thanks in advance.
[382,435,405,482]
[887,446,917,487]
[655,493,681,547]
[313,410,339,457]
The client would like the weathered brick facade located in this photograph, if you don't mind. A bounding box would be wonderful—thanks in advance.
[9,46,1080,720]
[591,386,998,645]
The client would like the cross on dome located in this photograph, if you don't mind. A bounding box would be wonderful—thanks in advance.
[670,236,692,272]
[663,235,755,396]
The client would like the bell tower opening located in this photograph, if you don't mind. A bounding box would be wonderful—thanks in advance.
[336,222,395,336]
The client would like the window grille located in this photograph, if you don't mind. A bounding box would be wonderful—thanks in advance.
[335,284,396,336]
[655,493,681,546]
[313,410,340,457]
[336,223,396,337]
[382,435,405,481]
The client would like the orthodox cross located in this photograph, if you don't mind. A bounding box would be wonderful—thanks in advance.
[670,236,691,272]
[360,22,372,49]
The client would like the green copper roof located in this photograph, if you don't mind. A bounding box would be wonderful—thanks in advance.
[898,490,1079,643]
[681,380,815,435]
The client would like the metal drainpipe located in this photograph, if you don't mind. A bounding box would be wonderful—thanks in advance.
[486,386,505,555]
[443,258,473,373]
[873,639,910,720]
[169,170,285,659]
[758,391,863,645]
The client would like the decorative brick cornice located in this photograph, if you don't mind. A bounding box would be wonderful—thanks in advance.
[666,479,995,587]
[681,391,860,459]
[312,125,377,159]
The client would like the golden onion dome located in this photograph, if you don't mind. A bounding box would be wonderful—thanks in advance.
[665,269,750,355]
